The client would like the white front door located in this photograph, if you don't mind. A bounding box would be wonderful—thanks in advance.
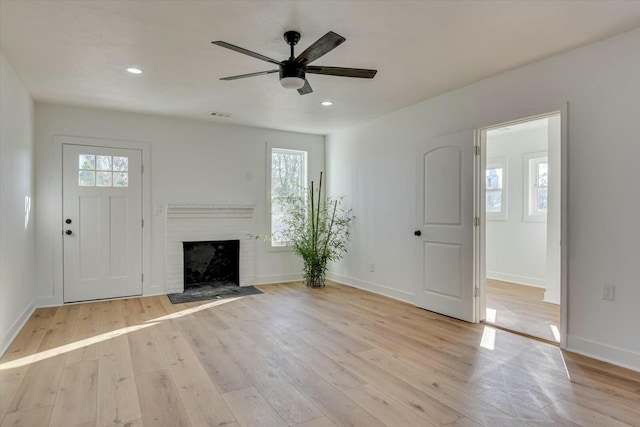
[416,130,477,322]
[63,144,143,302]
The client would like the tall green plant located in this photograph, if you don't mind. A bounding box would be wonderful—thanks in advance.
[277,172,354,288]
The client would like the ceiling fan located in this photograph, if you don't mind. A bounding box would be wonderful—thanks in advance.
[212,31,377,95]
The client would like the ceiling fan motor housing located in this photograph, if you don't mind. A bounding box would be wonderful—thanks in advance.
[280,60,306,81]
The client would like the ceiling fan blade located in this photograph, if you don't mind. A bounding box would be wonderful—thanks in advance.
[306,66,377,79]
[220,70,279,81]
[297,79,313,95]
[295,31,345,65]
[212,41,282,66]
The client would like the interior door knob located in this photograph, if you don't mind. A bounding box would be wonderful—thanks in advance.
[65,218,72,224]
[65,230,72,235]
[414,230,422,236]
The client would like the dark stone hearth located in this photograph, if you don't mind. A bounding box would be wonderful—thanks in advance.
[167,284,262,304]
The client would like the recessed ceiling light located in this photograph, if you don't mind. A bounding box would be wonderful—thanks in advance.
[126,67,143,74]
[321,101,333,106]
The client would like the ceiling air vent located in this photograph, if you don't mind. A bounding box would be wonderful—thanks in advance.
[210,112,232,118]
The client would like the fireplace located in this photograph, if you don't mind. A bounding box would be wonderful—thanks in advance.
[165,204,255,293]
[183,240,240,289]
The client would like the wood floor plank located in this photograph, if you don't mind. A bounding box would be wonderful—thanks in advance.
[48,359,99,427]
[65,303,102,364]
[210,322,325,425]
[293,417,338,427]
[6,353,66,414]
[542,398,634,427]
[0,405,52,427]
[327,351,464,425]
[153,323,237,427]
[358,347,532,426]
[136,369,192,427]
[261,351,386,427]
[97,334,141,427]
[343,383,436,427]
[222,386,288,427]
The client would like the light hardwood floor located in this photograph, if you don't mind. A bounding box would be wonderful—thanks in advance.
[1,281,639,427]
[485,279,561,343]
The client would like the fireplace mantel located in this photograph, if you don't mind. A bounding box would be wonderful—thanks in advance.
[166,204,255,219]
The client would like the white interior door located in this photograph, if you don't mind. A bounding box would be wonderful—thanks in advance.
[63,144,143,302]
[416,130,477,322]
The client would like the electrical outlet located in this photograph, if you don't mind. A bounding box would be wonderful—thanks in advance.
[369,263,375,272]
[603,284,615,301]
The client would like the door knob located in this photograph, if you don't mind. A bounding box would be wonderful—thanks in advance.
[414,230,422,236]
[65,218,72,224]
[65,230,73,236]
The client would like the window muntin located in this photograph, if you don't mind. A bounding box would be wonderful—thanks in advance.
[78,154,128,187]
[486,158,507,220]
[270,148,307,247]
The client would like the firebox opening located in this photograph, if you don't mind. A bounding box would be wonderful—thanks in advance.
[183,240,240,289]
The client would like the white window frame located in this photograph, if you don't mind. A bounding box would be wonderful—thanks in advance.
[524,152,548,222]
[485,157,508,221]
[268,146,308,249]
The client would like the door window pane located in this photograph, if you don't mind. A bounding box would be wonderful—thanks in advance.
[113,157,128,171]
[79,154,95,170]
[78,154,129,187]
[79,170,95,186]
[113,172,129,187]
[96,155,112,171]
[486,190,502,212]
[97,171,113,187]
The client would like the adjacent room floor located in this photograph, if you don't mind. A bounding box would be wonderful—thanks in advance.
[1,281,638,427]
[485,278,561,343]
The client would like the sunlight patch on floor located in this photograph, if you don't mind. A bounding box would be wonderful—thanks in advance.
[147,296,242,322]
[480,326,496,350]
[0,322,159,370]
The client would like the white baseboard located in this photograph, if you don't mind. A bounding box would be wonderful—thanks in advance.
[543,290,560,305]
[566,335,640,373]
[1,299,37,357]
[254,272,303,285]
[34,296,58,308]
[486,271,546,288]
[326,272,415,305]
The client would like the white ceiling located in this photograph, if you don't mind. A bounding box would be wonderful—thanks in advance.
[2,1,639,135]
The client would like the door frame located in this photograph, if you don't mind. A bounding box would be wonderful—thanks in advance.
[52,135,151,305]
[475,104,568,348]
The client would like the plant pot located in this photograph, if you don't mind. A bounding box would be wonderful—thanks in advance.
[303,257,327,288]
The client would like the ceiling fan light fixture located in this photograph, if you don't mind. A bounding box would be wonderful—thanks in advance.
[280,76,305,90]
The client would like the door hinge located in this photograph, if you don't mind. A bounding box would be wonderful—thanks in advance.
[475,146,481,156]
[141,273,144,282]
[475,287,480,297]
[141,164,144,173]
[474,217,480,227]
[142,219,144,228]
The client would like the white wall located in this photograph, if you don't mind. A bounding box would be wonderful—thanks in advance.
[486,124,548,289]
[0,52,36,355]
[326,28,640,370]
[34,103,324,304]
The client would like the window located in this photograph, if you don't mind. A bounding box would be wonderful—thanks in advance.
[78,154,128,187]
[270,148,307,247]
[524,152,548,221]
[485,157,507,220]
